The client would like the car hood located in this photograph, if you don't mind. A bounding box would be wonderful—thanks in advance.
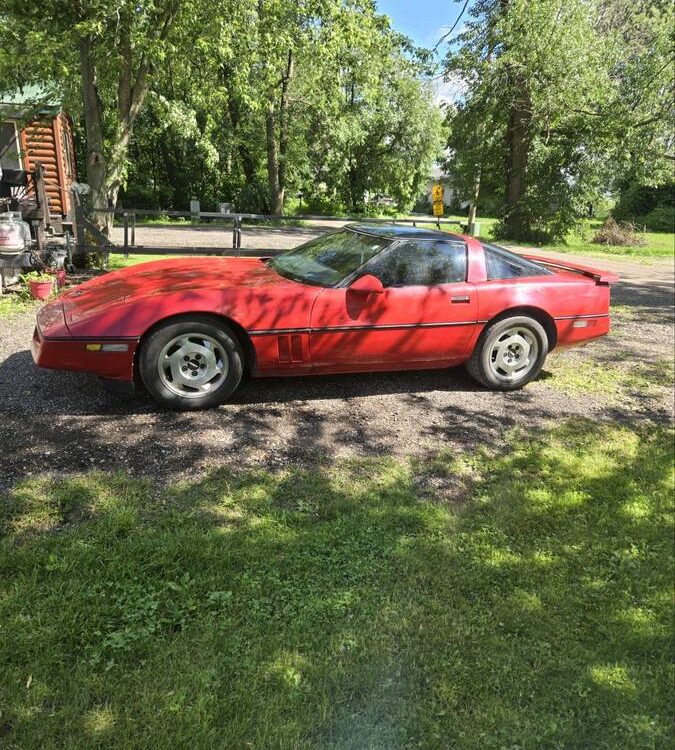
[61,256,293,325]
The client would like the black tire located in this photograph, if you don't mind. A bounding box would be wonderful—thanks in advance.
[138,316,244,410]
[465,315,548,390]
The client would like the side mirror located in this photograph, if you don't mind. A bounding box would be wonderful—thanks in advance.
[349,273,384,295]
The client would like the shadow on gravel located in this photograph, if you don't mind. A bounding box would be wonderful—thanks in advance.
[613,279,674,310]
[0,349,484,417]
[0,348,551,492]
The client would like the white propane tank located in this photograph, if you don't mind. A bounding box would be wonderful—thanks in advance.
[0,214,26,256]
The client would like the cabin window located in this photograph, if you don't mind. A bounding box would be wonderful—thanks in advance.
[62,125,74,177]
[0,121,22,171]
[482,243,553,279]
[367,239,468,287]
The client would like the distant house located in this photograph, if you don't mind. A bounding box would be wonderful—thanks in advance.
[0,86,77,219]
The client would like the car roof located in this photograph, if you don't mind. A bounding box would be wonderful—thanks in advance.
[346,222,465,242]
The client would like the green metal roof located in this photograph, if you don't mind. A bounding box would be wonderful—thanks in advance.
[0,85,62,118]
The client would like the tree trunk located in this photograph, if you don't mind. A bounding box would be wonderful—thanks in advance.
[265,104,282,215]
[502,86,532,239]
[276,50,294,215]
[79,36,109,232]
[498,0,532,240]
[227,98,257,183]
[468,171,481,228]
[348,162,361,211]
[265,50,294,216]
[78,5,174,235]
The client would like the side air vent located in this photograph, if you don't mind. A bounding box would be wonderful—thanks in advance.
[278,334,305,363]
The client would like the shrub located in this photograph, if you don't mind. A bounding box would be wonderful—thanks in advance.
[613,182,674,221]
[643,205,675,233]
[236,181,271,214]
[295,193,345,216]
[592,217,647,247]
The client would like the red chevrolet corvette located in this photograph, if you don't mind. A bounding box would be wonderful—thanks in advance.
[32,224,618,409]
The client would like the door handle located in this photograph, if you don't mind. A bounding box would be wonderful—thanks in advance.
[451,295,471,303]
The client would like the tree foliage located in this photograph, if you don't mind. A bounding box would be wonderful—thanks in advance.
[0,0,443,220]
[444,0,674,241]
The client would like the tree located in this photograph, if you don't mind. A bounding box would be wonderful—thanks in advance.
[114,0,444,215]
[0,0,184,231]
[444,0,674,241]
[0,0,443,221]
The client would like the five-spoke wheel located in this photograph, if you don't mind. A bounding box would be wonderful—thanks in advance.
[159,333,229,398]
[139,317,243,410]
[465,315,548,390]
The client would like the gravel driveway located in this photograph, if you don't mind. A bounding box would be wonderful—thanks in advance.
[1,251,672,492]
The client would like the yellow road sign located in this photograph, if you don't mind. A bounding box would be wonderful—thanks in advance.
[431,183,444,203]
[432,201,444,217]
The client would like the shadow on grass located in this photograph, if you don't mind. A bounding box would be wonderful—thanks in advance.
[0,419,672,749]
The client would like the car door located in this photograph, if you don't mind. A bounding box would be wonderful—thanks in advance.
[309,238,478,369]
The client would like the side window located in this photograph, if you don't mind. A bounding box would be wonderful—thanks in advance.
[0,121,22,171]
[483,243,552,280]
[368,240,467,287]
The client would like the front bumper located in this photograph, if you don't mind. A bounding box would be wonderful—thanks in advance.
[31,323,137,381]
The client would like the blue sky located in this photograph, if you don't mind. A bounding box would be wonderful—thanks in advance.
[376,0,468,51]
[376,0,469,104]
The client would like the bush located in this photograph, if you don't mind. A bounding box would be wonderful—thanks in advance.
[592,217,647,247]
[643,205,675,233]
[295,193,345,216]
[613,182,674,221]
[236,181,271,214]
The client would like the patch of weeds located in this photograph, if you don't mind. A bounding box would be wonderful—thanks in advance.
[84,574,233,669]
[412,447,486,504]
[612,304,674,327]
[539,352,673,404]
[0,291,37,318]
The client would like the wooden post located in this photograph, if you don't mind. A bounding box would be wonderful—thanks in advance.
[32,219,45,255]
[34,162,52,232]
[467,171,481,235]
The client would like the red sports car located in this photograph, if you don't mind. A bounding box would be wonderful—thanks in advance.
[32,224,618,410]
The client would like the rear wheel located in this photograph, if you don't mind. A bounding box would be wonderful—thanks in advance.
[139,316,244,410]
[465,315,548,390]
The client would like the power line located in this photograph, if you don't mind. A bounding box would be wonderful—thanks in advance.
[433,0,471,52]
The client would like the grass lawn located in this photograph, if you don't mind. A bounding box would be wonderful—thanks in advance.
[508,228,674,259]
[1,419,672,749]
[106,214,672,270]
[0,293,38,318]
[427,217,673,258]
[107,253,178,270]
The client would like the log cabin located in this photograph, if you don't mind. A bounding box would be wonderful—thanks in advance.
[0,86,77,222]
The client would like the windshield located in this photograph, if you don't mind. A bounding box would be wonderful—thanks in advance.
[269,229,391,286]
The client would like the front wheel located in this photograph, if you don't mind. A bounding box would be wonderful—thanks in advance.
[465,315,548,390]
[138,316,244,410]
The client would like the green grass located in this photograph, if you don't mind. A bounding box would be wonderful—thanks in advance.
[539,352,674,402]
[510,228,674,259]
[424,217,673,258]
[107,253,178,270]
[0,293,38,318]
[108,214,671,270]
[1,419,672,749]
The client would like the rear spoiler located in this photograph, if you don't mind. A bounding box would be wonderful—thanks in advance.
[523,254,619,284]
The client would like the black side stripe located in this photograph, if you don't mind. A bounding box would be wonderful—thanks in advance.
[249,320,479,336]
[553,313,609,321]
[249,312,609,337]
